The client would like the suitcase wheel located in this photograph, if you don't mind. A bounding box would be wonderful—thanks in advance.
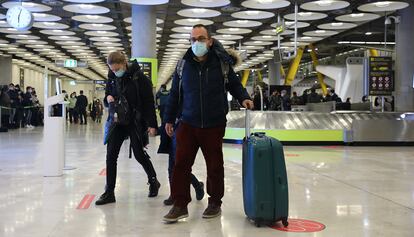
[282,217,289,227]
[254,221,261,227]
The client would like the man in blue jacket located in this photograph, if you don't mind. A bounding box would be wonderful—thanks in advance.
[163,24,254,223]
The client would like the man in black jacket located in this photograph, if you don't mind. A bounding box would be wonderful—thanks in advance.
[95,51,160,205]
[163,24,253,222]
[76,90,88,125]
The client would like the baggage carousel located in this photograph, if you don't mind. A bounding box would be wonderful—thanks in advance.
[224,111,414,145]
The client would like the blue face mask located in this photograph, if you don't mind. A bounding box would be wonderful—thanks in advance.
[191,41,208,57]
[114,69,125,78]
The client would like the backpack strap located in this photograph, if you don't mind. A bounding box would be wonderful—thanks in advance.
[175,59,186,108]
[220,60,230,94]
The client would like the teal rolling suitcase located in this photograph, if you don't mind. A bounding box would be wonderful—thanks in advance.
[242,110,289,227]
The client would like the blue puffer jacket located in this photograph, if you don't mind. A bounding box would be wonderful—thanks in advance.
[164,41,250,128]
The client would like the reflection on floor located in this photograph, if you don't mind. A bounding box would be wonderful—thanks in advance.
[0,122,413,237]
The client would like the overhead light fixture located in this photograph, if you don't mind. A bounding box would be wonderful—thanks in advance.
[374,1,391,8]
[192,8,207,14]
[298,12,313,17]
[79,4,94,9]
[315,30,326,34]
[44,22,56,26]
[86,15,99,20]
[188,19,201,22]
[237,20,248,24]
[365,32,372,35]
[229,28,240,32]
[316,0,333,7]
[257,0,274,4]
[351,13,364,18]
[245,11,259,16]
[331,22,344,26]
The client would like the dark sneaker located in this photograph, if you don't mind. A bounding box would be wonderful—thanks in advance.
[148,178,161,197]
[163,196,174,206]
[202,204,221,219]
[95,191,116,205]
[195,182,205,201]
[163,206,189,223]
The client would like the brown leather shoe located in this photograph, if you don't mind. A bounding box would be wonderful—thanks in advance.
[202,204,221,219]
[163,206,189,223]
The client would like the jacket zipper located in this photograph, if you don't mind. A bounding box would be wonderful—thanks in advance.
[199,69,204,128]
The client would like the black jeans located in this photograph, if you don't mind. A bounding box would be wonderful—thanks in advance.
[79,108,87,124]
[106,124,157,192]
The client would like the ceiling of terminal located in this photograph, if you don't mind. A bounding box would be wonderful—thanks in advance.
[0,0,410,84]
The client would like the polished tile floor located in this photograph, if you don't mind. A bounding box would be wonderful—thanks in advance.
[0,122,414,237]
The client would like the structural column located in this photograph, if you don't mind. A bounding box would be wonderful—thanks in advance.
[268,60,282,86]
[395,4,414,112]
[131,5,157,59]
[0,56,12,86]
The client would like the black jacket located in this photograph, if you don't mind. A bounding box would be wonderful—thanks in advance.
[165,41,250,128]
[76,95,88,109]
[105,60,157,129]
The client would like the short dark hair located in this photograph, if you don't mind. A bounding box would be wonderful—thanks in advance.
[192,24,211,38]
[80,90,84,94]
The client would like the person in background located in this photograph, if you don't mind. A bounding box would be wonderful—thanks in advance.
[95,99,103,123]
[7,84,18,127]
[76,90,88,125]
[301,89,308,105]
[68,92,77,123]
[290,91,301,106]
[22,86,34,128]
[323,89,332,102]
[280,90,291,111]
[269,90,281,111]
[90,97,97,122]
[307,88,322,104]
[0,85,11,129]
[330,89,342,103]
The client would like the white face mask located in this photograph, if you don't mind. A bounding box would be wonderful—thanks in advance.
[191,41,209,57]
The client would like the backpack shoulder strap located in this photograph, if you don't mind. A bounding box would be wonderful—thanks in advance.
[220,60,230,85]
[176,59,186,79]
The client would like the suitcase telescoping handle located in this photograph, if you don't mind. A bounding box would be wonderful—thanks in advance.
[245,109,251,139]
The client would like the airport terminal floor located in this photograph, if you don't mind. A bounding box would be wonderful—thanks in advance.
[0,122,413,237]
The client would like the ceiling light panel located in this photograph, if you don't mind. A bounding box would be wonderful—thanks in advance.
[223,20,262,28]
[213,34,244,40]
[120,0,169,5]
[33,13,62,22]
[336,13,381,22]
[181,0,230,8]
[72,15,113,23]
[231,10,275,20]
[358,1,410,12]
[178,8,221,18]
[303,30,338,37]
[284,12,328,21]
[300,0,350,11]
[174,18,214,26]
[217,28,253,34]
[241,0,290,9]
[40,30,76,36]
[33,22,70,29]
[317,22,357,30]
[2,2,52,12]
[63,4,110,14]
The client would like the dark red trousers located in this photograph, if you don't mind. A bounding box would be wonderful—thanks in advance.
[172,122,226,207]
